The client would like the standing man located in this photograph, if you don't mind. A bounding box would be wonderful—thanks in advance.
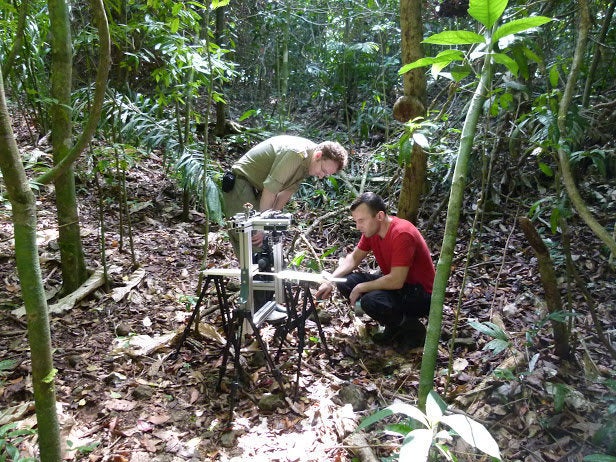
[315,192,435,349]
[222,134,348,252]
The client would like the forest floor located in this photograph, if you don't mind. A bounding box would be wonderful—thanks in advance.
[1,143,616,462]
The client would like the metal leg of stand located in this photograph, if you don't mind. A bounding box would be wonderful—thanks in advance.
[172,275,227,359]
[302,285,332,361]
[273,281,332,398]
[274,281,302,361]
[216,306,287,420]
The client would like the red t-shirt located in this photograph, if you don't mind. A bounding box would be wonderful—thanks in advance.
[357,217,435,293]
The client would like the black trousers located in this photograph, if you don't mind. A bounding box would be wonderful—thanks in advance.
[337,272,431,327]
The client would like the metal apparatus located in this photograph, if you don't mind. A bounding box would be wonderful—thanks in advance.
[172,206,347,416]
[230,205,292,322]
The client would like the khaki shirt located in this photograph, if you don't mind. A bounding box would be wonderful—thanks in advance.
[233,135,315,194]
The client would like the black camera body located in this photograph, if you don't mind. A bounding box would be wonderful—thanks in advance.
[253,235,274,272]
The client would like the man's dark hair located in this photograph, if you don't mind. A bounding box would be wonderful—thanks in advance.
[350,192,387,215]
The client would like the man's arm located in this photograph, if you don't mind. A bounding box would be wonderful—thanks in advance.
[259,188,294,211]
[315,247,368,299]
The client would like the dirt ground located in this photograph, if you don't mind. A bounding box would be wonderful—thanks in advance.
[1,149,615,461]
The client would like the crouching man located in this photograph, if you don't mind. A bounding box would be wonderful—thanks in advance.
[315,192,435,350]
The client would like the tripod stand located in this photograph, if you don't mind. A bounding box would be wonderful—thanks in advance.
[171,272,235,360]
[216,301,286,420]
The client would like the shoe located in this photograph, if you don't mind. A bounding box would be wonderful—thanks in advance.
[371,318,426,347]
[395,319,426,351]
[371,324,399,345]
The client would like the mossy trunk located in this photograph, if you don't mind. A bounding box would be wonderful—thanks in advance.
[0,67,62,462]
[50,0,88,293]
[397,0,427,224]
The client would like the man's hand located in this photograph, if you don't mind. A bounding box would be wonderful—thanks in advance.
[349,283,366,306]
[315,281,335,300]
[251,231,265,246]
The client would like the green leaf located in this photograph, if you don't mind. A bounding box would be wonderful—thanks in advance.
[211,0,231,8]
[238,109,257,121]
[584,455,616,462]
[0,359,18,372]
[550,206,561,234]
[549,65,560,87]
[450,63,472,81]
[386,422,415,436]
[425,390,444,425]
[423,30,485,46]
[388,401,430,428]
[552,382,569,413]
[484,338,510,355]
[538,162,554,177]
[399,50,464,74]
[492,16,553,43]
[440,414,502,460]
[400,428,433,461]
[205,177,223,225]
[499,92,514,110]
[491,52,519,76]
[399,138,413,165]
[468,0,507,29]
[468,320,508,341]
[356,407,395,431]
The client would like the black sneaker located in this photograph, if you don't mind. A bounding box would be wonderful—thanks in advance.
[395,319,426,351]
[371,324,400,345]
[371,318,426,346]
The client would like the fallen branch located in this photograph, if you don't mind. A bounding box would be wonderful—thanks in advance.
[111,267,146,302]
[12,267,107,317]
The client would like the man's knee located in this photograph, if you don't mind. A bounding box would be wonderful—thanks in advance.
[336,272,365,299]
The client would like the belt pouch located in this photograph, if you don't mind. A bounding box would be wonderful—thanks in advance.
[222,171,236,192]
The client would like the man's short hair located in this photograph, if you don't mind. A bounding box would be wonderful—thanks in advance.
[317,141,349,171]
[350,192,387,215]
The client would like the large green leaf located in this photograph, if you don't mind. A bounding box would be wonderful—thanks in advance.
[356,407,395,431]
[388,401,430,428]
[425,391,445,426]
[492,16,553,43]
[440,414,502,460]
[492,52,519,75]
[399,428,433,461]
[423,30,485,46]
[399,50,464,74]
[468,320,509,340]
[468,0,507,29]
[584,455,616,462]
[205,177,223,225]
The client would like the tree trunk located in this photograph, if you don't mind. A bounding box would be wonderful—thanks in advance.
[49,0,88,293]
[396,0,427,224]
[279,2,291,122]
[214,5,229,136]
[557,0,616,255]
[418,48,493,410]
[1,0,28,79]
[518,218,571,359]
[582,0,616,107]
[0,68,62,462]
